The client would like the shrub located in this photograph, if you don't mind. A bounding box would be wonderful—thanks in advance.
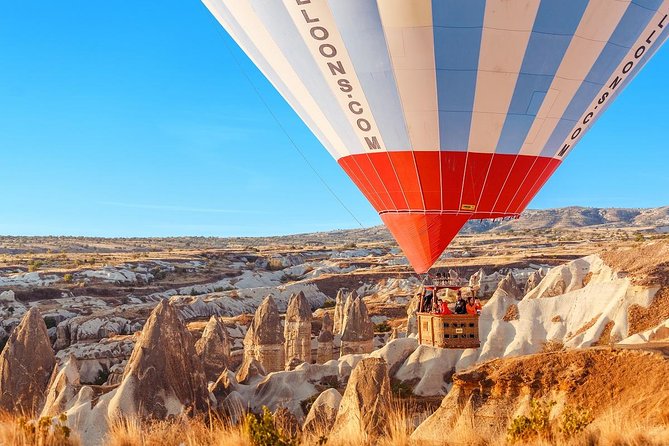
[375,322,392,333]
[390,379,413,398]
[15,413,73,445]
[507,399,555,443]
[245,407,297,446]
[27,260,43,272]
[93,368,110,386]
[559,406,592,438]
[43,317,59,330]
[63,274,74,283]
[322,300,336,309]
[300,394,320,416]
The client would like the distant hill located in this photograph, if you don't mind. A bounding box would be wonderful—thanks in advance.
[306,206,669,245]
[461,206,669,233]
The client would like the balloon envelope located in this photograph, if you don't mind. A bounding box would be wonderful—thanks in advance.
[203,0,669,273]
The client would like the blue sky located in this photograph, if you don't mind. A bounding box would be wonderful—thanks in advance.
[1,1,667,237]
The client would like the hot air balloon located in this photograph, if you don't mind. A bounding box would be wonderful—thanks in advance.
[202,0,669,274]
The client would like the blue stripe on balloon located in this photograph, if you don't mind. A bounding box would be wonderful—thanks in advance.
[212,3,338,157]
[495,0,589,155]
[632,0,664,11]
[541,1,661,156]
[249,0,363,154]
[328,0,411,151]
[432,0,486,152]
[550,11,669,158]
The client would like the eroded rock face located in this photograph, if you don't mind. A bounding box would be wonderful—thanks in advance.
[111,300,209,419]
[333,289,346,335]
[493,272,523,300]
[303,388,341,433]
[195,316,231,381]
[524,270,545,294]
[284,291,312,367]
[329,358,391,441]
[243,295,285,373]
[0,307,56,414]
[411,349,669,443]
[406,294,420,336]
[317,313,334,364]
[340,296,374,356]
[236,356,266,385]
[41,355,81,417]
[209,369,238,406]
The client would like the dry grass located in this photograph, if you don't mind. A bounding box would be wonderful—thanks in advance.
[1,394,667,446]
[0,412,80,446]
[105,415,251,446]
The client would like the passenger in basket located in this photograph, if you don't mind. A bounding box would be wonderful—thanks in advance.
[440,298,452,315]
[466,296,482,315]
[422,289,433,313]
[454,291,467,315]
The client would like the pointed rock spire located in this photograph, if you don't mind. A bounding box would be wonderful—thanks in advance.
[340,295,374,356]
[243,295,285,372]
[0,307,56,414]
[284,291,312,368]
[195,316,231,381]
[111,300,209,418]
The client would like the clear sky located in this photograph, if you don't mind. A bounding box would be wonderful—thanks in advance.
[1,1,667,237]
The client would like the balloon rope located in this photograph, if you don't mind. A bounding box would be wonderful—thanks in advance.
[195,2,365,228]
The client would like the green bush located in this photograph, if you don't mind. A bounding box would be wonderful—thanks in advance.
[63,273,74,283]
[559,406,592,438]
[27,260,43,272]
[375,322,392,333]
[507,399,555,443]
[246,407,297,446]
[390,379,413,398]
[17,413,72,445]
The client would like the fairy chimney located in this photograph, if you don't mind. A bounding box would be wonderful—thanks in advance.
[317,313,334,364]
[284,291,312,368]
[340,295,374,356]
[243,295,285,373]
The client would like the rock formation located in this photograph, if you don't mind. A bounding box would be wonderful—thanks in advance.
[316,313,334,364]
[492,272,523,300]
[41,355,81,417]
[303,388,342,433]
[0,307,56,414]
[195,316,231,381]
[284,291,312,368]
[333,289,346,335]
[411,348,669,443]
[236,356,266,385]
[340,295,374,356]
[110,300,209,418]
[243,295,285,373]
[329,358,391,441]
[209,369,237,406]
[406,293,420,336]
[525,269,545,294]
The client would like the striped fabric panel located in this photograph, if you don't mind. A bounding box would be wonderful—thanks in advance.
[432,0,486,152]
[468,0,540,154]
[377,0,440,151]
[328,0,412,152]
[519,0,631,156]
[495,0,590,155]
